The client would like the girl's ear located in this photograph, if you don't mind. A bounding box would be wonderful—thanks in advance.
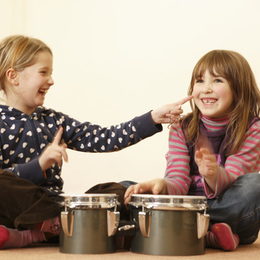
[6,68,19,86]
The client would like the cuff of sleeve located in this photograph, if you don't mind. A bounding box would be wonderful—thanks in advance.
[134,111,162,139]
[16,158,45,184]
[203,169,221,199]
[203,179,216,199]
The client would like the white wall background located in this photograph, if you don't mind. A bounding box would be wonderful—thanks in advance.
[1,0,260,193]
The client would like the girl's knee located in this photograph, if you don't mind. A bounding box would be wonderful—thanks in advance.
[236,173,260,196]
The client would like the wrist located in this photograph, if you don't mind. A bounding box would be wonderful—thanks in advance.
[150,110,157,124]
[38,157,46,171]
[204,174,217,191]
[159,179,168,194]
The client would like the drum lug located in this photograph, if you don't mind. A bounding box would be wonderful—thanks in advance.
[107,210,120,237]
[197,212,210,239]
[61,210,75,237]
[138,211,151,238]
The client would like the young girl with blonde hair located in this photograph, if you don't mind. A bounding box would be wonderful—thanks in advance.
[0,34,191,249]
[125,49,260,251]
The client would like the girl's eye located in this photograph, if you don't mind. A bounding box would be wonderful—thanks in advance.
[40,71,47,74]
[195,78,203,83]
[215,78,223,83]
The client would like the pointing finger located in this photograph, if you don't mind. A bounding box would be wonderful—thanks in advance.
[61,144,68,162]
[53,127,63,145]
[176,96,193,106]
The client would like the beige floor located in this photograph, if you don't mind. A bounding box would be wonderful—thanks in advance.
[0,237,259,260]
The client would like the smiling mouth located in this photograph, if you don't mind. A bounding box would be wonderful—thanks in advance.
[39,89,47,95]
[201,98,217,104]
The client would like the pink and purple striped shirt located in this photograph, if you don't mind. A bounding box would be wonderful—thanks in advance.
[165,116,260,198]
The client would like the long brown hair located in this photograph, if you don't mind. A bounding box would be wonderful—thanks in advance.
[183,50,260,154]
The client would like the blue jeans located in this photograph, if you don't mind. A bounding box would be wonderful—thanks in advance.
[207,172,260,244]
[119,180,137,188]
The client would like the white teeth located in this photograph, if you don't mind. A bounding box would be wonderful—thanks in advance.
[202,99,216,104]
[205,100,214,103]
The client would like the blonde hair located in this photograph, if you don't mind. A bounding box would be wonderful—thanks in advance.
[0,35,52,91]
[183,50,260,154]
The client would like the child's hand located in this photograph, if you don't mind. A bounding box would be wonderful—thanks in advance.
[195,148,218,189]
[39,127,68,172]
[124,178,167,204]
[151,96,193,124]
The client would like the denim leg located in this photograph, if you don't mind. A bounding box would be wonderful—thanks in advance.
[119,180,137,188]
[207,172,260,244]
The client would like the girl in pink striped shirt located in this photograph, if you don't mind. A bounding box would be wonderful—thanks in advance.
[125,50,260,251]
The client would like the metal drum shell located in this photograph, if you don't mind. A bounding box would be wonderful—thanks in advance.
[129,194,208,256]
[59,193,119,254]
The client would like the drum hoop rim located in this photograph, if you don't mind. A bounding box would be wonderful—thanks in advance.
[61,193,118,198]
[128,203,206,210]
[61,194,119,208]
[130,194,206,199]
[128,194,207,209]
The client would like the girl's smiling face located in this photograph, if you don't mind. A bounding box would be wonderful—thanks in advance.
[7,51,54,114]
[192,70,233,118]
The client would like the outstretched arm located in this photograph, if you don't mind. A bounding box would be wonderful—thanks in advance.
[59,96,193,153]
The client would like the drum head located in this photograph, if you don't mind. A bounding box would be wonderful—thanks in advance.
[128,194,207,210]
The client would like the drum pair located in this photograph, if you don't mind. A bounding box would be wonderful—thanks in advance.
[60,193,209,256]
